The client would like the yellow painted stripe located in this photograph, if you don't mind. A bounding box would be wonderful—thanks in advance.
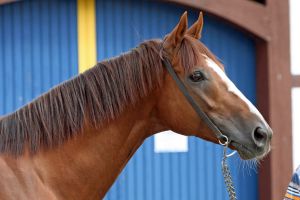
[77,0,97,73]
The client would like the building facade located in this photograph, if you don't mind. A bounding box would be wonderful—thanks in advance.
[0,0,292,199]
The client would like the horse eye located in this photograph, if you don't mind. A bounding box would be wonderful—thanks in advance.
[189,71,205,82]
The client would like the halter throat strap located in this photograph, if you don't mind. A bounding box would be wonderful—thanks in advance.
[161,58,228,143]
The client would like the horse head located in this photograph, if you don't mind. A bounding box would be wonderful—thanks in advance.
[157,12,272,160]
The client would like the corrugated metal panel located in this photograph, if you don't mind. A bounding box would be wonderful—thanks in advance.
[0,0,78,115]
[0,1,257,199]
[96,0,257,200]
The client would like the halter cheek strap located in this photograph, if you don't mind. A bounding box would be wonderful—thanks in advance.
[162,58,238,200]
[161,58,228,144]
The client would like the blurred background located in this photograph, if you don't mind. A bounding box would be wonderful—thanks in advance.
[0,0,298,200]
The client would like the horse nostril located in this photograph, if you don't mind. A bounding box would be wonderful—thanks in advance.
[254,128,265,141]
[252,127,267,147]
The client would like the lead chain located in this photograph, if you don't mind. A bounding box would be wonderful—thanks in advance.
[222,144,237,200]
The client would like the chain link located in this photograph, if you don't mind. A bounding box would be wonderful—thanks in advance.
[222,145,237,200]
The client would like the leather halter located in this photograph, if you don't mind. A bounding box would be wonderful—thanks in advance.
[162,58,238,200]
[161,58,229,144]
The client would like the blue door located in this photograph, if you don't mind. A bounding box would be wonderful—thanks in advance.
[0,0,78,115]
[96,1,257,200]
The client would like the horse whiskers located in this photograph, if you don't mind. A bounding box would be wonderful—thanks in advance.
[234,156,260,177]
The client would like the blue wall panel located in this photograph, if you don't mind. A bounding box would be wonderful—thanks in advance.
[0,0,257,199]
[96,0,257,200]
[0,0,78,115]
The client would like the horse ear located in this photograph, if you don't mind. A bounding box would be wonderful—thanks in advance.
[163,11,188,56]
[186,12,204,39]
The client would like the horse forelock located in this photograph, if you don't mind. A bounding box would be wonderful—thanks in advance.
[178,36,223,72]
[0,39,165,156]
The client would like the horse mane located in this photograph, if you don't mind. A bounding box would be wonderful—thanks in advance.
[0,36,217,156]
[0,40,167,155]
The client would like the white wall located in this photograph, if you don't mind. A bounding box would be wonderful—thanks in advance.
[290,0,300,170]
[290,0,300,75]
[292,88,300,170]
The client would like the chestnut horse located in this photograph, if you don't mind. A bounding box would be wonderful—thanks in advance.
[0,12,272,199]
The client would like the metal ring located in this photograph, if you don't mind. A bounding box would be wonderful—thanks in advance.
[218,134,229,146]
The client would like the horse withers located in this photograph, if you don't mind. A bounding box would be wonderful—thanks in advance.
[0,12,272,199]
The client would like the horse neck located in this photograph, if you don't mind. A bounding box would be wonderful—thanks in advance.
[29,91,164,199]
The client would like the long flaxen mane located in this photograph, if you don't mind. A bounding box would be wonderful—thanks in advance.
[0,36,217,156]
